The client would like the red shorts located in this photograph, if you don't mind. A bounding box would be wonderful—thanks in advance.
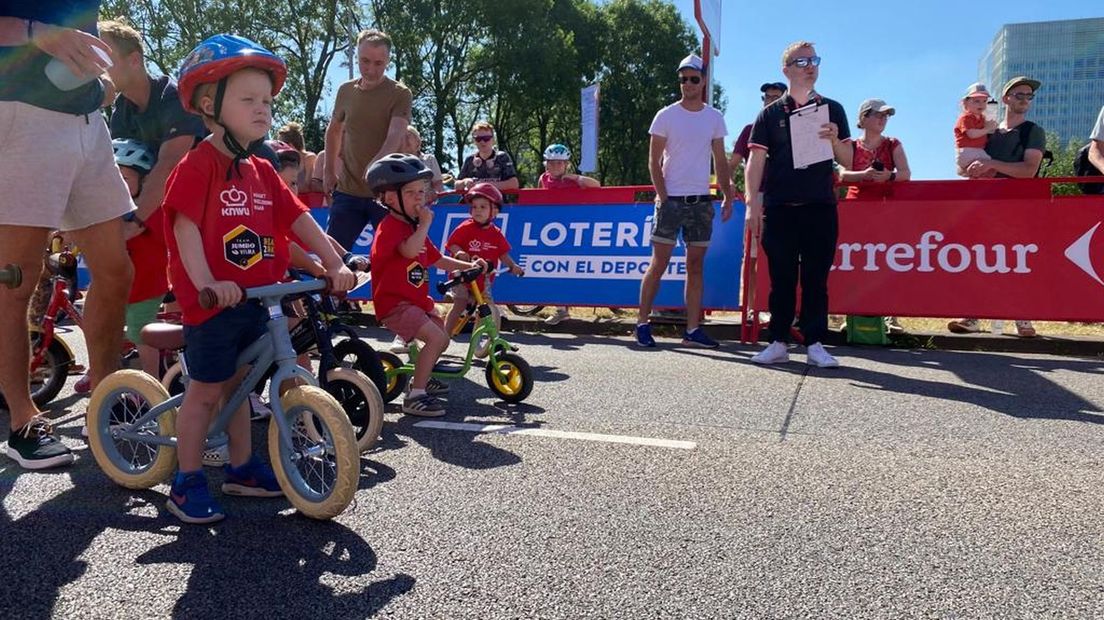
[382,302,444,343]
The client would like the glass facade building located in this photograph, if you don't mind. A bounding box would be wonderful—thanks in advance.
[979,18,1104,147]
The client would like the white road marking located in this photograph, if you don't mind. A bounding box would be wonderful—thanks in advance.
[413,421,697,450]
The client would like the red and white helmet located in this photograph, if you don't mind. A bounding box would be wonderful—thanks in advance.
[463,182,504,209]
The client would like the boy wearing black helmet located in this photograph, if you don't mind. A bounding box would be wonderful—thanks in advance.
[368,154,485,417]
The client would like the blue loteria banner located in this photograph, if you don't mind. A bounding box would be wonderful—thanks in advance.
[316,197,746,310]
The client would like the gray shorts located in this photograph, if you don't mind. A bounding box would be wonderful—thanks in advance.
[651,198,715,247]
[0,101,134,230]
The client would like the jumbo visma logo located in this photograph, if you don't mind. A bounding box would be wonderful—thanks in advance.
[406,262,427,287]
[223,225,262,270]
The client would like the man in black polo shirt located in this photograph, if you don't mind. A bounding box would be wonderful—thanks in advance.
[99,19,206,234]
[745,41,853,368]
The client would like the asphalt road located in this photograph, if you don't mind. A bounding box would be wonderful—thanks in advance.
[2,326,1103,619]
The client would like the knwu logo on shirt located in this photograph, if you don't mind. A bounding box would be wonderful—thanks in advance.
[220,186,250,217]
[468,240,497,253]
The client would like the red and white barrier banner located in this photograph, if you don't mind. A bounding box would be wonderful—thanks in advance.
[753,195,1104,321]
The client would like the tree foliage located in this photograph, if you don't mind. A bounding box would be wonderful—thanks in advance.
[98,0,711,185]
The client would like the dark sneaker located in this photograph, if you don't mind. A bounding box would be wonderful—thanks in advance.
[166,471,225,524]
[426,377,450,396]
[222,456,283,498]
[402,394,446,417]
[5,418,74,470]
[635,323,656,348]
[682,328,719,349]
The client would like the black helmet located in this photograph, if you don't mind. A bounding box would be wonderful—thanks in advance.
[366,153,433,194]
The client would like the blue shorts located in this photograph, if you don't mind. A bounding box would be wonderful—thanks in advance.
[183,303,268,383]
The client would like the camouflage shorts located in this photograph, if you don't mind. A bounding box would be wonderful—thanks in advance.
[650,198,715,247]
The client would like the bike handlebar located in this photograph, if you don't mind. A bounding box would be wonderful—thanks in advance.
[436,266,486,295]
[0,264,22,289]
[199,277,333,310]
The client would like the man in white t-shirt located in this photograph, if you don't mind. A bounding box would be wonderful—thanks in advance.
[636,54,735,348]
[1090,105,1104,175]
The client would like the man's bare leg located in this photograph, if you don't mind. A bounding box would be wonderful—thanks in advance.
[0,225,51,430]
[68,217,133,390]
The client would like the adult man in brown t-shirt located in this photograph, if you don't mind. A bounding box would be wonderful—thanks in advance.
[323,29,412,250]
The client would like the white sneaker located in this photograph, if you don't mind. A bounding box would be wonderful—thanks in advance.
[474,336,491,359]
[806,343,839,368]
[202,444,229,467]
[751,341,789,365]
[544,307,570,325]
[389,335,407,354]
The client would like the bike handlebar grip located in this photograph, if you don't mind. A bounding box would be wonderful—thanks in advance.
[198,288,218,310]
[0,264,22,289]
[436,280,452,295]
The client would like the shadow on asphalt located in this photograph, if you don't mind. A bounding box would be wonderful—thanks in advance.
[818,349,1104,424]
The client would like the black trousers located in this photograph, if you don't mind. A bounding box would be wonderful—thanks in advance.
[326,191,389,251]
[761,202,839,345]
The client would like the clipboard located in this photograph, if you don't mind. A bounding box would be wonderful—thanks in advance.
[789,102,833,169]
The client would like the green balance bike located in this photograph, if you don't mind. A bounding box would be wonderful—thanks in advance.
[377,266,534,404]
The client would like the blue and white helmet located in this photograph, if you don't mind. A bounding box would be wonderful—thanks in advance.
[112,138,156,173]
[543,143,571,162]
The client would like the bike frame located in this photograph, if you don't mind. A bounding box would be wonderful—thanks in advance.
[394,280,514,380]
[107,280,324,454]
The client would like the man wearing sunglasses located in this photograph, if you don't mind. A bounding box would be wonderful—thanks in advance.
[745,41,853,368]
[636,53,735,349]
[455,121,519,193]
[951,76,1045,339]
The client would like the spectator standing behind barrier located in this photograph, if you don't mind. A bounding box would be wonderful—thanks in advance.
[635,54,735,349]
[538,143,600,325]
[838,98,911,335]
[730,82,786,173]
[1088,105,1104,180]
[745,41,853,368]
[950,76,1045,338]
[0,5,135,469]
[402,126,445,193]
[455,121,521,192]
[954,83,998,177]
[323,29,412,251]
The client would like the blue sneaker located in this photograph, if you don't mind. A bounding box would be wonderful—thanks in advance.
[635,323,656,347]
[222,455,284,498]
[682,327,719,349]
[167,471,225,524]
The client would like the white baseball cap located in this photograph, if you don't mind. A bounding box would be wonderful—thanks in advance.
[678,54,703,72]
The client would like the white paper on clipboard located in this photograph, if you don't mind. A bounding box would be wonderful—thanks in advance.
[789,103,833,169]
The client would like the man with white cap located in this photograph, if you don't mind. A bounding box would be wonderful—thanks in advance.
[635,53,735,349]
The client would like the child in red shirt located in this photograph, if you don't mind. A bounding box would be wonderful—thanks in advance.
[955,83,997,177]
[368,154,485,417]
[444,183,524,353]
[163,35,356,525]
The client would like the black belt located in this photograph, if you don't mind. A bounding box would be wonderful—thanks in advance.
[667,194,714,204]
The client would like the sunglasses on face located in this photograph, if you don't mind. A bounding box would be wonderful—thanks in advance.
[473,135,494,142]
[679,75,702,84]
[1009,92,1035,101]
[786,56,821,68]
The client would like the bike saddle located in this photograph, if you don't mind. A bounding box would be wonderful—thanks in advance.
[141,322,185,351]
[45,252,78,279]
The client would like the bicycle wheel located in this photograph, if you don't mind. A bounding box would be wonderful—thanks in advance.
[376,351,409,403]
[485,352,534,403]
[268,386,358,520]
[87,370,177,489]
[160,361,186,397]
[324,367,385,452]
[29,334,71,407]
[331,337,387,397]
[507,304,545,316]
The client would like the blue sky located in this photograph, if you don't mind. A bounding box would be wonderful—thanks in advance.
[678,0,1101,179]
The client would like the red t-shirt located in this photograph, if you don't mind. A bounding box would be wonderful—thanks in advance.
[162,141,308,325]
[369,215,443,319]
[538,172,583,190]
[126,208,169,303]
[954,112,987,148]
[846,137,900,201]
[446,219,510,287]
